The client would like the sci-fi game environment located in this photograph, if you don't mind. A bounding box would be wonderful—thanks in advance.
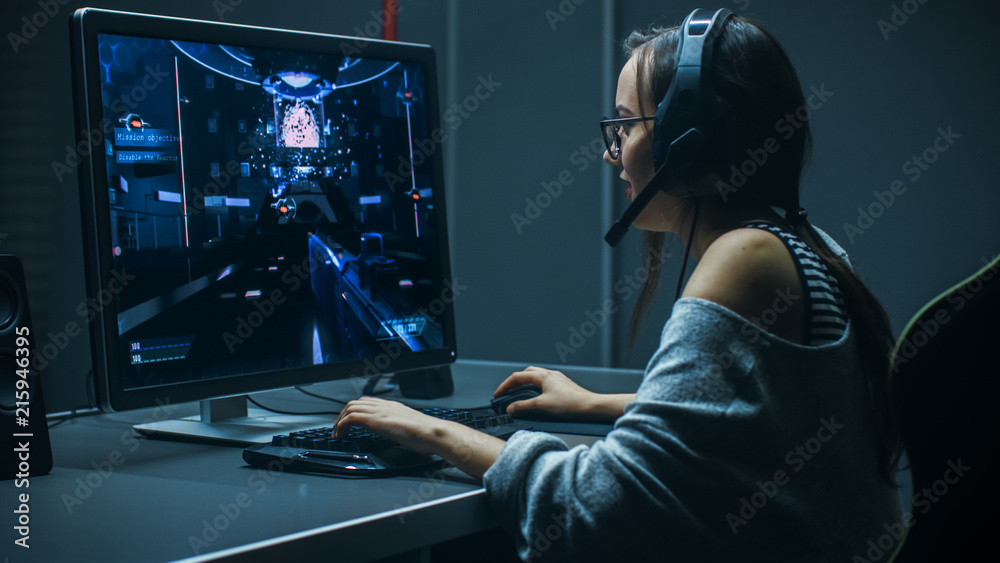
[95,33,446,390]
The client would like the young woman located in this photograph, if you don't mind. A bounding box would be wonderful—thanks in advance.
[334,13,903,561]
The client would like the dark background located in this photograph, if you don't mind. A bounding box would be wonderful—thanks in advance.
[2,0,998,413]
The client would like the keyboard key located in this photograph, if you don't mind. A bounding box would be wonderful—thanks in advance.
[245,406,533,477]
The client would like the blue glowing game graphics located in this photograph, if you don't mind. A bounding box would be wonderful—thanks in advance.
[97,33,443,389]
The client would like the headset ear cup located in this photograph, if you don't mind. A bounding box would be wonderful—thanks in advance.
[651,8,734,194]
[697,100,737,186]
[651,98,664,168]
[605,8,735,244]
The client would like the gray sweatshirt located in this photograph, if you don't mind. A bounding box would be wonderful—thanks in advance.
[484,297,902,562]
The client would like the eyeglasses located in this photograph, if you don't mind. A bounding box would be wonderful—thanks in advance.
[599,116,656,159]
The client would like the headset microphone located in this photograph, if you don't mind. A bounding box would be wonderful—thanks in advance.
[604,173,659,247]
[604,127,709,246]
[604,8,733,248]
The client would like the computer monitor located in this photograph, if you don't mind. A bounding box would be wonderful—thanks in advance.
[70,8,456,443]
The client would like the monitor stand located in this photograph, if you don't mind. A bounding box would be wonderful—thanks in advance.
[133,395,334,446]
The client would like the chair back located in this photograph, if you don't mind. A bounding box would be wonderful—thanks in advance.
[888,255,1000,561]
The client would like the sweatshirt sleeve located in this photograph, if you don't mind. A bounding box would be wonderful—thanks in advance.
[482,299,756,562]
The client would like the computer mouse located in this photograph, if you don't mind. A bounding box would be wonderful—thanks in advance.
[491,385,543,416]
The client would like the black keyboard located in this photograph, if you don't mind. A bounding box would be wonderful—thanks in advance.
[242,407,532,477]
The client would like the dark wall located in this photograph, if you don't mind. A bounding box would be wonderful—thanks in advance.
[2,0,998,412]
[446,1,612,372]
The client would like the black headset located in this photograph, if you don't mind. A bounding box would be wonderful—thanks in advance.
[604,8,734,247]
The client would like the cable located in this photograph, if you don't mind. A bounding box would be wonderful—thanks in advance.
[85,367,96,408]
[46,407,102,428]
[246,395,340,417]
[47,416,75,430]
[674,198,701,302]
[295,386,350,405]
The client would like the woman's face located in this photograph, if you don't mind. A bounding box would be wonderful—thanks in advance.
[604,54,685,232]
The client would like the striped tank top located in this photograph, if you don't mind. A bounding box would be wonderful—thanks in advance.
[743,222,848,346]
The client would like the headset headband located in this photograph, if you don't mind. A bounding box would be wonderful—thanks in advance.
[605,8,733,247]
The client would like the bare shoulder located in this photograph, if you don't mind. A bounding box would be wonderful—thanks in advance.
[683,227,805,342]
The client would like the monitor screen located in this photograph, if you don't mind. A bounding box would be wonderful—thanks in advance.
[71,8,456,417]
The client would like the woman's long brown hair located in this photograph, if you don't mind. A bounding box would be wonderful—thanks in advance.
[623,17,901,486]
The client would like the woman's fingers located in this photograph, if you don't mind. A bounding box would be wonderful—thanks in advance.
[332,397,387,437]
[494,366,563,396]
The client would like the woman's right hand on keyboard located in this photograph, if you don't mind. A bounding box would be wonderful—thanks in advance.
[494,366,635,422]
[332,396,506,480]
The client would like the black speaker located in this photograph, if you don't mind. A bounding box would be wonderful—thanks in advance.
[1,255,53,480]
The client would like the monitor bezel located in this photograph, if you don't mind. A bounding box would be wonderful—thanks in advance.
[70,7,457,413]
